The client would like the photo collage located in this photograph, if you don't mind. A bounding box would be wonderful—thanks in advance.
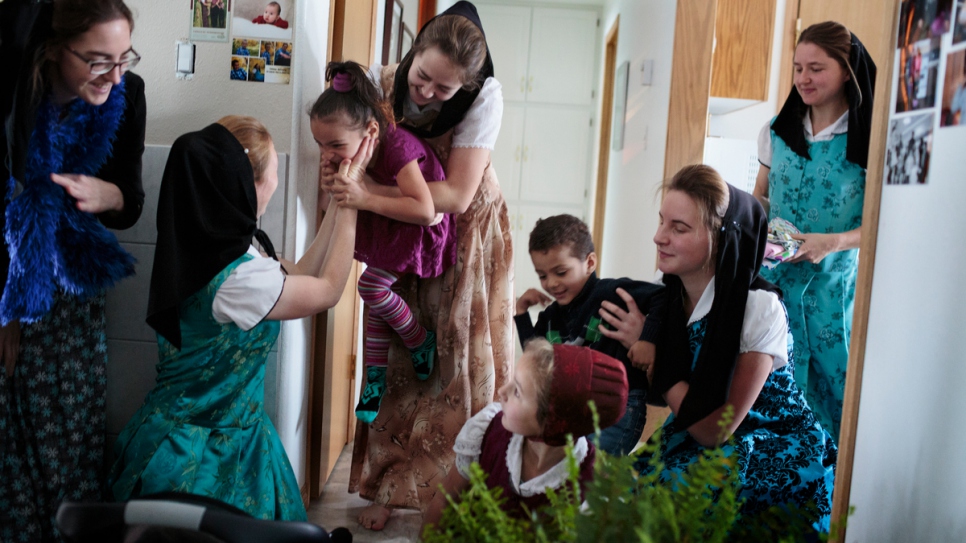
[231,37,292,84]
[886,0,966,185]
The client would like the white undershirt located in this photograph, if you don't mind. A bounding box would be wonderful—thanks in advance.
[757,110,849,168]
[211,246,285,330]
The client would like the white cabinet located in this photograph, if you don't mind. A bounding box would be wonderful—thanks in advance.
[519,106,591,206]
[476,3,600,305]
[476,5,531,102]
[527,8,598,105]
[476,4,598,106]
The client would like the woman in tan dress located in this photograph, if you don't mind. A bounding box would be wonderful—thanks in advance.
[325,1,512,531]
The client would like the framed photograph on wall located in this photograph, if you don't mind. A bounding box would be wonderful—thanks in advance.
[383,0,404,65]
[611,60,629,151]
[401,24,415,60]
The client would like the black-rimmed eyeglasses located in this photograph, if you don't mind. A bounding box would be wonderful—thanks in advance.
[66,46,141,75]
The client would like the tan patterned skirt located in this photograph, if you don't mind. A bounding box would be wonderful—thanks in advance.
[348,165,514,510]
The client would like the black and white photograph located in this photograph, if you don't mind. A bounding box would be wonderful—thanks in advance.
[885,111,935,184]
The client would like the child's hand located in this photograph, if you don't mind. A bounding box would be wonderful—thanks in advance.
[598,287,645,349]
[628,340,656,380]
[516,288,552,315]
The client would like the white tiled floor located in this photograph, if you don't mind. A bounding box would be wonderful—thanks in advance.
[306,446,422,543]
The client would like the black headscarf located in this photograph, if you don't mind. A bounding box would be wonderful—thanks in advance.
[649,184,781,430]
[392,1,495,139]
[146,123,276,349]
[771,32,876,169]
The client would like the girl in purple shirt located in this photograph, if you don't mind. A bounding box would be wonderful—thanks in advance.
[311,61,457,423]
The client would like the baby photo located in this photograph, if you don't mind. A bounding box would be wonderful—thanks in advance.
[231,0,293,40]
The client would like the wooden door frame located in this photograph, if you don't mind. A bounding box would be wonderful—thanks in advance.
[308,0,377,503]
[593,17,619,266]
[828,3,899,539]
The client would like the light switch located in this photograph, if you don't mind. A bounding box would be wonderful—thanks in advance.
[640,59,654,86]
[176,41,195,75]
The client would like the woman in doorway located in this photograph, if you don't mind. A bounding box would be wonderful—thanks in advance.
[109,116,364,520]
[0,0,146,539]
[325,0,512,531]
[753,21,875,441]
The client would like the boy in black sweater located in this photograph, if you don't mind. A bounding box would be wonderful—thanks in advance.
[515,214,664,455]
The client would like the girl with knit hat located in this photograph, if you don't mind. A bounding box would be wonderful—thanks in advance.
[422,338,628,527]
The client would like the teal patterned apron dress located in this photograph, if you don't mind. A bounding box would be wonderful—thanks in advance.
[108,254,306,520]
[636,309,837,530]
[760,123,865,442]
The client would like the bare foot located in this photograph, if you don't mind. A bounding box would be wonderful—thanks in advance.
[357,502,393,531]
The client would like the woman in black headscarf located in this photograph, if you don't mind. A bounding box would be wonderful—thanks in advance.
[753,21,876,442]
[108,116,364,520]
[639,165,836,533]
[325,1,513,530]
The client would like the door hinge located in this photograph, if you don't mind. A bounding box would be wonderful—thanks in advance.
[597,18,600,27]
[348,354,356,380]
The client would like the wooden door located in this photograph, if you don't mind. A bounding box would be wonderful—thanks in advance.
[474,4,532,102]
[309,0,376,500]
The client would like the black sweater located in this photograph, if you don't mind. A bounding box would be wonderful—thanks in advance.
[514,273,665,391]
[1,0,146,297]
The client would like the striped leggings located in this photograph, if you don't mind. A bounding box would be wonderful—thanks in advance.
[358,267,427,367]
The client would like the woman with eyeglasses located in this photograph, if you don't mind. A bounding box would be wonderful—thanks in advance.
[0,0,145,540]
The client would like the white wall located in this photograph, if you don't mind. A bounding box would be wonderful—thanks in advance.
[846,45,966,542]
[123,0,329,490]
[596,0,677,278]
[128,2,295,151]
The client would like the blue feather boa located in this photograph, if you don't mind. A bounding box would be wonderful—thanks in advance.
[1,78,136,324]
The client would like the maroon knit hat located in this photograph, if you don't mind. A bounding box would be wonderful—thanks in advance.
[539,344,629,446]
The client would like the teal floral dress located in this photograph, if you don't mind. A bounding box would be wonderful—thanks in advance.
[760,123,865,442]
[108,254,305,520]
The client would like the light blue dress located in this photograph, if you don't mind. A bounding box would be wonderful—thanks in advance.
[109,254,306,520]
[760,124,865,441]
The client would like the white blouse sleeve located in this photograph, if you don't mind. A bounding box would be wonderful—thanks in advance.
[453,402,503,480]
[740,290,789,371]
[451,77,503,150]
[212,248,285,331]
[367,63,385,98]
[757,121,773,168]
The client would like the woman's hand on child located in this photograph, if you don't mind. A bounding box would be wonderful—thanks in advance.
[329,136,375,209]
[787,232,839,264]
[515,288,552,315]
[628,340,655,379]
[51,173,124,214]
[598,288,646,350]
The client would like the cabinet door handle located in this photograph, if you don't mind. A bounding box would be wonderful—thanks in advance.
[518,213,525,232]
[522,146,529,161]
[514,145,521,162]
[528,76,533,93]
[520,76,526,93]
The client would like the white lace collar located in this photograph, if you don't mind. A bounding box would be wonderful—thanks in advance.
[505,434,588,498]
